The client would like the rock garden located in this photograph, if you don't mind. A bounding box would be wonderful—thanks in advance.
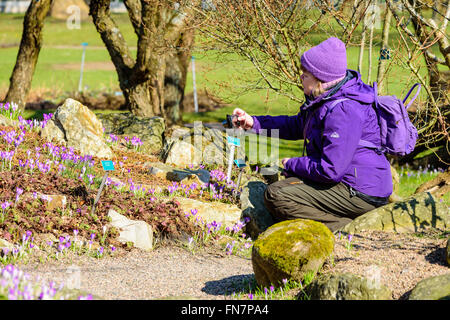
[0,99,449,300]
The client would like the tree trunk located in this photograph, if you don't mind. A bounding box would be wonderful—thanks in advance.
[90,0,192,123]
[366,3,376,84]
[410,5,448,107]
[164,27,195,126]
[357,8,367,74]
[5,0,53,110]
[376,6,392,94]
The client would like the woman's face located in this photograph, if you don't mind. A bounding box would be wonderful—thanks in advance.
[300,69,320,96]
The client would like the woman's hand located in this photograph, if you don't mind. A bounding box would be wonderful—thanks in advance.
[232,108,254,130]
[281,158,291,167]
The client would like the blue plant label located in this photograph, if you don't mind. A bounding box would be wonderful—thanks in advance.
[380,48,390,60]
[81,42,89,46]
[227,136,241,146]
[101,160,115,171]
[234,159,246,168]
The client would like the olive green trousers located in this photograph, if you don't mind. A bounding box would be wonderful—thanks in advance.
[263,177,377,232]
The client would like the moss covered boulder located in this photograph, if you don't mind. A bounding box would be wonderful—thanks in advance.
[408,274,450,300]
[252,219,334,288]
[305,273,392,300]
[97,112,165,154]
[339,192,450,234]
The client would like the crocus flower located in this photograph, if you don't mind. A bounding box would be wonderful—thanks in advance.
[1,201,11,210]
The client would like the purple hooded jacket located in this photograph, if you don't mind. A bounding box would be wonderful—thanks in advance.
[251,69,393,198]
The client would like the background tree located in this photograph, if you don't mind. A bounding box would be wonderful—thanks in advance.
[198,0,449,164]
[5,0,54,110]
[89,0,196,125]
[385,0,449,163]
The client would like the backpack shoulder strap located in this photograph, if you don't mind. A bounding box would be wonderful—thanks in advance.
[358,82,384,154]
[403,83,421,109]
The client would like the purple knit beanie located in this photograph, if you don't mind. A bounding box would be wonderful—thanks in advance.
[300,37,347,83]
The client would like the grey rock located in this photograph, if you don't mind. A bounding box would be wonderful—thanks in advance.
[162,125,246,167]
[306,273,392,300]
[240,181,276,240]
[147,162,210,185]
[164,140,203,167]
[339,192,450,233]
[0,239,14,251]
[97,112,165,154]
[0,115,19,128]
[107,209,153,251]
[389,165,403,203]
[175,197,242,228]
[408,274,450,300]
[41,98,113,159]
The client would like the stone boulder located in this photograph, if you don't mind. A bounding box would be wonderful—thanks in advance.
[339,192,450,234]
[39,194,67,211]
[164,140,202,168]
[240,181,276,240]
[41,98,113,159]
[408,274,450,300]
[162,124,246,167]
[147,162,210,185]
[389,165,402,203]
[252,219,334,288]
[0,239,14,251]
[305,273,392,300]
[175,198,242,228]
[0,115,18,128]
[96,112,165,155]
[107,209,153,251]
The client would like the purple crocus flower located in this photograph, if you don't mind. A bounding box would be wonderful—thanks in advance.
[1,201,11,210]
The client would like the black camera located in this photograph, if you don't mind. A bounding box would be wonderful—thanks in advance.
[223,114,240,128]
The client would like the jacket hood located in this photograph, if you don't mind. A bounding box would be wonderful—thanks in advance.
[302,69,375,110]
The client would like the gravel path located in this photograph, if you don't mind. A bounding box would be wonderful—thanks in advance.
[323,230,449,300]
[15,230,449,300]
[17,245,254,300]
